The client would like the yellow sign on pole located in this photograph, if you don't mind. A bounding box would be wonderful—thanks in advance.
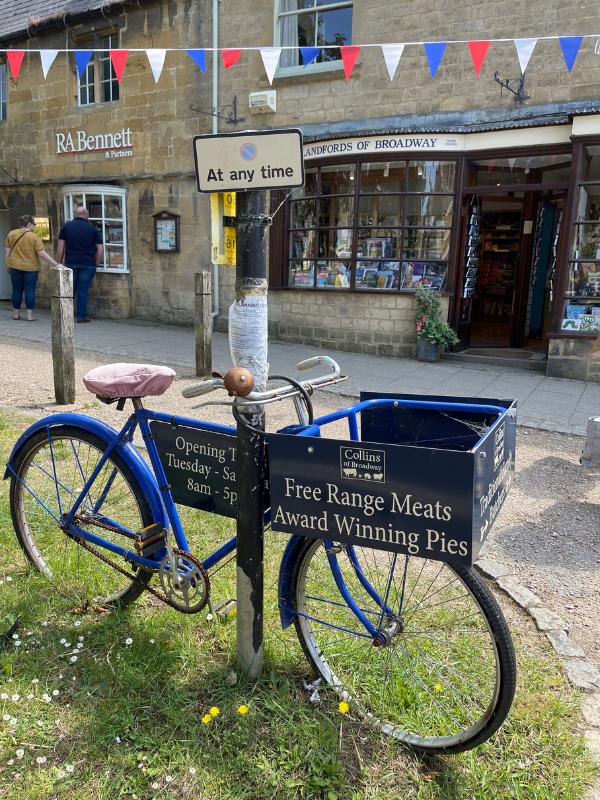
[210,192,236,265]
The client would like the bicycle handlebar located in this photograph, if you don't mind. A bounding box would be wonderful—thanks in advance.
[181,356,342,401]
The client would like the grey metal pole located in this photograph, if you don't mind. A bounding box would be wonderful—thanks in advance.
[234,190,269,678]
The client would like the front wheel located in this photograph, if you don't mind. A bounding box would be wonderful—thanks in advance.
[291,540,516,754]
[9,426,153,609]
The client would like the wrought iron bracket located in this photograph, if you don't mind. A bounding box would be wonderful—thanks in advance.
[493,71,530,104]
[190,95,245,124]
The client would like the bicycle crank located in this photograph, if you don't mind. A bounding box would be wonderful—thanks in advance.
[158,548,210,614]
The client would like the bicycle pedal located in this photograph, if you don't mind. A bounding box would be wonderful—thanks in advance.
[134,523,167,558]
[214,599,237,618]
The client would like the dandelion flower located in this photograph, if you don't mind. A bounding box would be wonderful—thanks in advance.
[201,714,212,725]
[209,706,220,718]
[433,684,442,693]
[338,701,350,714]
[125,638,133,646]
[237,704,249,715]
[227,608,237,618]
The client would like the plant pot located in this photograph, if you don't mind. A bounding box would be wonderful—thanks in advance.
[416,337,440,362]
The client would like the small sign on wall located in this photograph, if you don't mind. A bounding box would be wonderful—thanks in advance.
[153,211,180,253]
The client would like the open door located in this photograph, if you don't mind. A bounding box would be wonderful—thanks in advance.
[0,210,12,300]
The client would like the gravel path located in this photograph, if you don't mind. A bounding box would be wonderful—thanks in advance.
[1,335,599,668]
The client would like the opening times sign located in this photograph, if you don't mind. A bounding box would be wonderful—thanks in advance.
[266,404,516,567]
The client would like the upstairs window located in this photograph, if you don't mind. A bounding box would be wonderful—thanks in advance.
[0,62,6,121]
[78,34,120,106]
[277,0,353,70]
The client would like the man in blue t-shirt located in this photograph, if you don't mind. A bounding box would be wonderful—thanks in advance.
[56,206,103,323]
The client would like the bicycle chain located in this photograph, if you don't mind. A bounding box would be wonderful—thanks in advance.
[69,520,209,613]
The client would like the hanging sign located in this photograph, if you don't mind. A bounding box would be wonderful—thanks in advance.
[267,394,517,567]
[193,128,304,193]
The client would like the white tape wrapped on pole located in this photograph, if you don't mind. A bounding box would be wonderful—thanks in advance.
[228,279,269,392]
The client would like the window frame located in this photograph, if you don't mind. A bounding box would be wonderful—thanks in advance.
[281,156,459,293]
[60,185,128,274]
[0,61,7,122]
[274,0,352,78]
[77,33,120,108]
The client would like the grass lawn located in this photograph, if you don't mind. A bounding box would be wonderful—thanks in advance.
[0,409,596,800]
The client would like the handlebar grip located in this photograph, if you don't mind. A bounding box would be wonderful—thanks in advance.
[182,379,222,398]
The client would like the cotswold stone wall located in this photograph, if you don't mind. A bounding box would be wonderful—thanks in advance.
[0,0,212,324]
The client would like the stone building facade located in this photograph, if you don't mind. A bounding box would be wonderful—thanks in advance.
[2,0,600,378]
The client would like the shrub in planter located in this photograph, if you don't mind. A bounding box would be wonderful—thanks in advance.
[414,285,459,361]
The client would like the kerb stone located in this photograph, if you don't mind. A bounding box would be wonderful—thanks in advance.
[564,659,600,691]
[545,630,585,658]
[529,606,569,633]
[474,558,512,580]
[496,576,542,610]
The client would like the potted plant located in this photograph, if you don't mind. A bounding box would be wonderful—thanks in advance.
[414,285,459,362]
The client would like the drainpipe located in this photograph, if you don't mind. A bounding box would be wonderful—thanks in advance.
[210,0,220,322]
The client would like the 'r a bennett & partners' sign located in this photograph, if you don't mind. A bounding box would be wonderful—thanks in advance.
[55,128,133,158]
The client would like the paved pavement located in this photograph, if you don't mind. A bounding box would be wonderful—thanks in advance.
[1,306,599,435]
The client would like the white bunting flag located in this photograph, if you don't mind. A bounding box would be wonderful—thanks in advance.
[260,47,281,84]
[508,157,516,170]
[146,49,167,82]
[381,44,405,80]
[40,50,59,79]
[514,39,537,73]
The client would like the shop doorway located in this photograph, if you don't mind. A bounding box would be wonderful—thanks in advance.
[456,190,565,354]
[0,210,11,300]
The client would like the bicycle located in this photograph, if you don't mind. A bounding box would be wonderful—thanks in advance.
[5,356,516,754]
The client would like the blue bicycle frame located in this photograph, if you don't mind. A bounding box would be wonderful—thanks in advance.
[6,396,506,643]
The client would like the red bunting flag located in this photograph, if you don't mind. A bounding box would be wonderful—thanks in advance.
[340,45,361,80]
[110,50,129,84]
[7,51,25,81]
[222,49,242,69]
[467,40,490,76]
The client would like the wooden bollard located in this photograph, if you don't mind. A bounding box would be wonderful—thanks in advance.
[50,266,75,404]
[195,270,213,377]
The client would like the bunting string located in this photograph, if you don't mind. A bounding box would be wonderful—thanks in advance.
[0,34,597,84]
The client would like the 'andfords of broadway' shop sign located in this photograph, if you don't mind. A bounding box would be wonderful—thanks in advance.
[266,396,516,567]
[55,128,133,158]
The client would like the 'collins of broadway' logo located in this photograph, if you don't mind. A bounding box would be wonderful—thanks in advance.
[339,445,386,483]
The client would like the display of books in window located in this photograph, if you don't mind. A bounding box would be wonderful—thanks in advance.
[316,261,349,288]
[561,302,600,332]
[399,261,447,290]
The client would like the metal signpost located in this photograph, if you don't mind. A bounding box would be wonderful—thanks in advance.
[193,128,303,677]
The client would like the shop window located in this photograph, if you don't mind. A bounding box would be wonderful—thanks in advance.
[287,159,456,290]
[0,62,6,121]
[78,35,120,107]
[467,154,572,187]
[562,146,600,333]
[61,186,127,273]
[277,0,353,70]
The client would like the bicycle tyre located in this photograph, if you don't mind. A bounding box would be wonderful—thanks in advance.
[290,539,516,754]
[10,425,153,608]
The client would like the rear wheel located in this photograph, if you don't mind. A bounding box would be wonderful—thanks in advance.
[291,539,516,753]
[10,426,153,608]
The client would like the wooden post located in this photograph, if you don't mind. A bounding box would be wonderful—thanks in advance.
[50,266,75,404]
[195,270,213,377]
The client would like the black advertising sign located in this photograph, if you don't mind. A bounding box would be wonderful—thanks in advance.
[266,395,516,567]
[150,421,239,517]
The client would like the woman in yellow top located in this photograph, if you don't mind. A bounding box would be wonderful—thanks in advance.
[4,215,59,320]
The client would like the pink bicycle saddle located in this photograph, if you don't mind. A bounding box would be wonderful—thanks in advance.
[83,363,176,398]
